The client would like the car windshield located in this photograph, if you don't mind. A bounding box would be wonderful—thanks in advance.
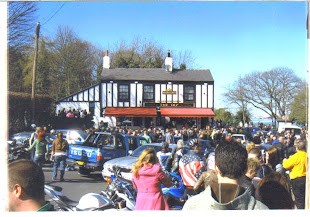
[10,132,32,142]
[45,134,56,143]
[78,131,88,140]
[131,145,173,157]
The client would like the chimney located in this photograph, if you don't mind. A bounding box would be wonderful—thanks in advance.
[103,50,110,69]
[164,50,173,72]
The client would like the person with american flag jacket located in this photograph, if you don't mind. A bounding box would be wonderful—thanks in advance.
[179,138,206,194]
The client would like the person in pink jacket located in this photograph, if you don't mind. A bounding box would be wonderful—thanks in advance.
[131,148,172,210]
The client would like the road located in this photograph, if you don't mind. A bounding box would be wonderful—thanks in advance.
[43,163,108,203]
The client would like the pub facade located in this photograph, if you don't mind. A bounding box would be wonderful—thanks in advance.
[56,51,215,129]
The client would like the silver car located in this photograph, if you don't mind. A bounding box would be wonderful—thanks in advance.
[102,143,178,181]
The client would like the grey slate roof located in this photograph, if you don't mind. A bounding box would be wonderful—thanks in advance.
[101,68,213,82]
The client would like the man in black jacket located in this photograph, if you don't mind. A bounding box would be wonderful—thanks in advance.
[271,136,288,175]
[240,158,261,197]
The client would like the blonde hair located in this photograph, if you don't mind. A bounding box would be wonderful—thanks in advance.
[246,141,256,153]
[247,158,261,174]
[131,148,158,177]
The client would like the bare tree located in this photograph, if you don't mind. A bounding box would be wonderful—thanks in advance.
[225,67,303,122]
[109,36,195,69]
[173,49,196,69]
[8,1,37,50]
[223,76,249,125]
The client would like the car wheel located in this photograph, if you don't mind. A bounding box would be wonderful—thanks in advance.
[78,167,90,175]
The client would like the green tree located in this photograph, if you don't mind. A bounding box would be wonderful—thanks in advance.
[290,82,308,126]
[23,36,54,94]
[234,110,251,126]
[214,108,234,124]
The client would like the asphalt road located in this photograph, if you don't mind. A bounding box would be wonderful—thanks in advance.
[43,163,108,203]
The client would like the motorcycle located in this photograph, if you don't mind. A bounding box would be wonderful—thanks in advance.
[8,140,30,163]
[44,184,116,211]
[162,172,193,210]
[101,166,136,210]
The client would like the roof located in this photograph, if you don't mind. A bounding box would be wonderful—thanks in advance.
[101,68,213,82]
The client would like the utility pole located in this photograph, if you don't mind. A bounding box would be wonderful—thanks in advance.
[31,22,40,124]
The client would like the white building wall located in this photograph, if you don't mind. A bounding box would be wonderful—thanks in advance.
[89,87,94,101]
[179,84,184,103]
[137,83,143,107]
[130,83,136,107]
[107,83,112,107]
[101,83,106,107]
[161,84,166,103]
[172,84,178,103]
[113,83,118,107]
[78,92,83,101]
[202,83,207,108]
[196,85,202,108]
[84,90,88,101]
[208,84,213,108]
[155,84,161,103]
[95,85,99,101]
[167,83,172,103]
[73,95,77,101]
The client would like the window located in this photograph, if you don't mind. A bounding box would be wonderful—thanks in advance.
[143,85,154,101]
[118,84,129,101]
[184,85,195,101]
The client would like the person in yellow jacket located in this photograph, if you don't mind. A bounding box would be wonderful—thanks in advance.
[282,140,307,209]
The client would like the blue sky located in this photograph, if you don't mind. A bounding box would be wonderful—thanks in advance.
[37,1,308,117]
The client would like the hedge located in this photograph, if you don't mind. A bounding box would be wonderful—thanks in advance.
[8,92,55,134]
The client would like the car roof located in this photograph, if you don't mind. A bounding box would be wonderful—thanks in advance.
[142,143,177,148]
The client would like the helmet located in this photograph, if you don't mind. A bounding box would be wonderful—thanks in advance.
[161,142,169,151]
[76,193,113,210]
[188,138,199,149]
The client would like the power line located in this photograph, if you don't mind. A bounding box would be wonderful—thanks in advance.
[41,3,65,26]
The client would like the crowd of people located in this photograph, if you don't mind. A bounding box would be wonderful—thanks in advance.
[54,107,94,129]
[129,123,308,210]
[7,120,308,211]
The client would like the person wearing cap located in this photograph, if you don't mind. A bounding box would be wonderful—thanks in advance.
[156,142,172,170]
[179,138,205,195]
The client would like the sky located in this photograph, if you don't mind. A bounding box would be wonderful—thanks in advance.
[35,1,308,117]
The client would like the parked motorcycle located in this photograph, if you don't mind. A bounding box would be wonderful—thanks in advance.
[7,140,30,163]
[101,166,136,210]
[44,184,116,211]
[162,172,192,210]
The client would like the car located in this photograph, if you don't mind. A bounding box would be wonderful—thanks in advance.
[102,143,181,181]
[55,129,88,144]
[231,134,248,145]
